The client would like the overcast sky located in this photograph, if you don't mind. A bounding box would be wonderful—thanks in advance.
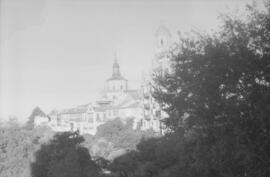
[0,0,260,122]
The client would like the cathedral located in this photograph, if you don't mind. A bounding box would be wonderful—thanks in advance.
[34,24,173,135]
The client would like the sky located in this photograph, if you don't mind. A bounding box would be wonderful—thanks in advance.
[0,0,260,122]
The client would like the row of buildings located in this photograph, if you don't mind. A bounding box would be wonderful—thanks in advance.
[34,24,173,135]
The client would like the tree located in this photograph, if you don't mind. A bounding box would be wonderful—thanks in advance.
[109,134,187,177]
[151,1,270,177]
[25,107,47,130]
[109,2,270,177]
[31,131,101,177]
[0,124,41,177]
[96,118,156,155]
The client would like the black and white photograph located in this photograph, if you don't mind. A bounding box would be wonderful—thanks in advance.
[0,0,269,176]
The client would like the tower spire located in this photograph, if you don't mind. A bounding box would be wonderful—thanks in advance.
[112,52,121,77]
[114,51,118,63]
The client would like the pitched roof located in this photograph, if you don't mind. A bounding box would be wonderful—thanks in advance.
[125,90,141,100]
[121,101,140,109]
[94,105,113,112]
[57,89,142,115]
[61,107,87,114]
[107,75,127,81]
[60,103,90,114]
[113,97,141,109]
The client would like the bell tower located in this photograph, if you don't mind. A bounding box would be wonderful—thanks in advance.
[153,24,172,73]
[154,24,172,58]
[105,54,128,101]
[112,57,121,77]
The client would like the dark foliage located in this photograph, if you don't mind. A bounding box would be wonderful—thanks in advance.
[25,107,47,130]
[31,131,101,177]
[108,2,270,177]
[0,124,54,177]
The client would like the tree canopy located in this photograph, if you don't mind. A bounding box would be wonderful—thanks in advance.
[1,2,269,177]
[86,118,156,160]
[31,131,101,177]
[0,124,54,177]
[25,107,47,130]
[109,2,270,177]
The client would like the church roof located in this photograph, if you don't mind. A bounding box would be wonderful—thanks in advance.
[61,108,86,114]
[125,90,141,100]
[116,100,140,109]
[60,103,90,114]
[93,89,141,112]
[57,89,141,116]
[94,105,113,112]
[107,75,127,81]
[122,102,140,109]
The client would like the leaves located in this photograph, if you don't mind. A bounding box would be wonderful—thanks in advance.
[31,131,101,177]
[109,2,270,177]
[0,125,53,177]
[25,107,47,130]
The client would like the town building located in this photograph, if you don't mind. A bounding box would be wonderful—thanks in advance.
[34,25,173,135]
[36,58,143,135]
[139,24,172,133]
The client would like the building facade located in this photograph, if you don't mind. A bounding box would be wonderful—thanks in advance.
[139,24,173,133]
[35,25,173,135]
[35,58,144,135]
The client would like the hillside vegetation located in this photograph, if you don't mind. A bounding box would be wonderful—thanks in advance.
[1,1,270,177]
